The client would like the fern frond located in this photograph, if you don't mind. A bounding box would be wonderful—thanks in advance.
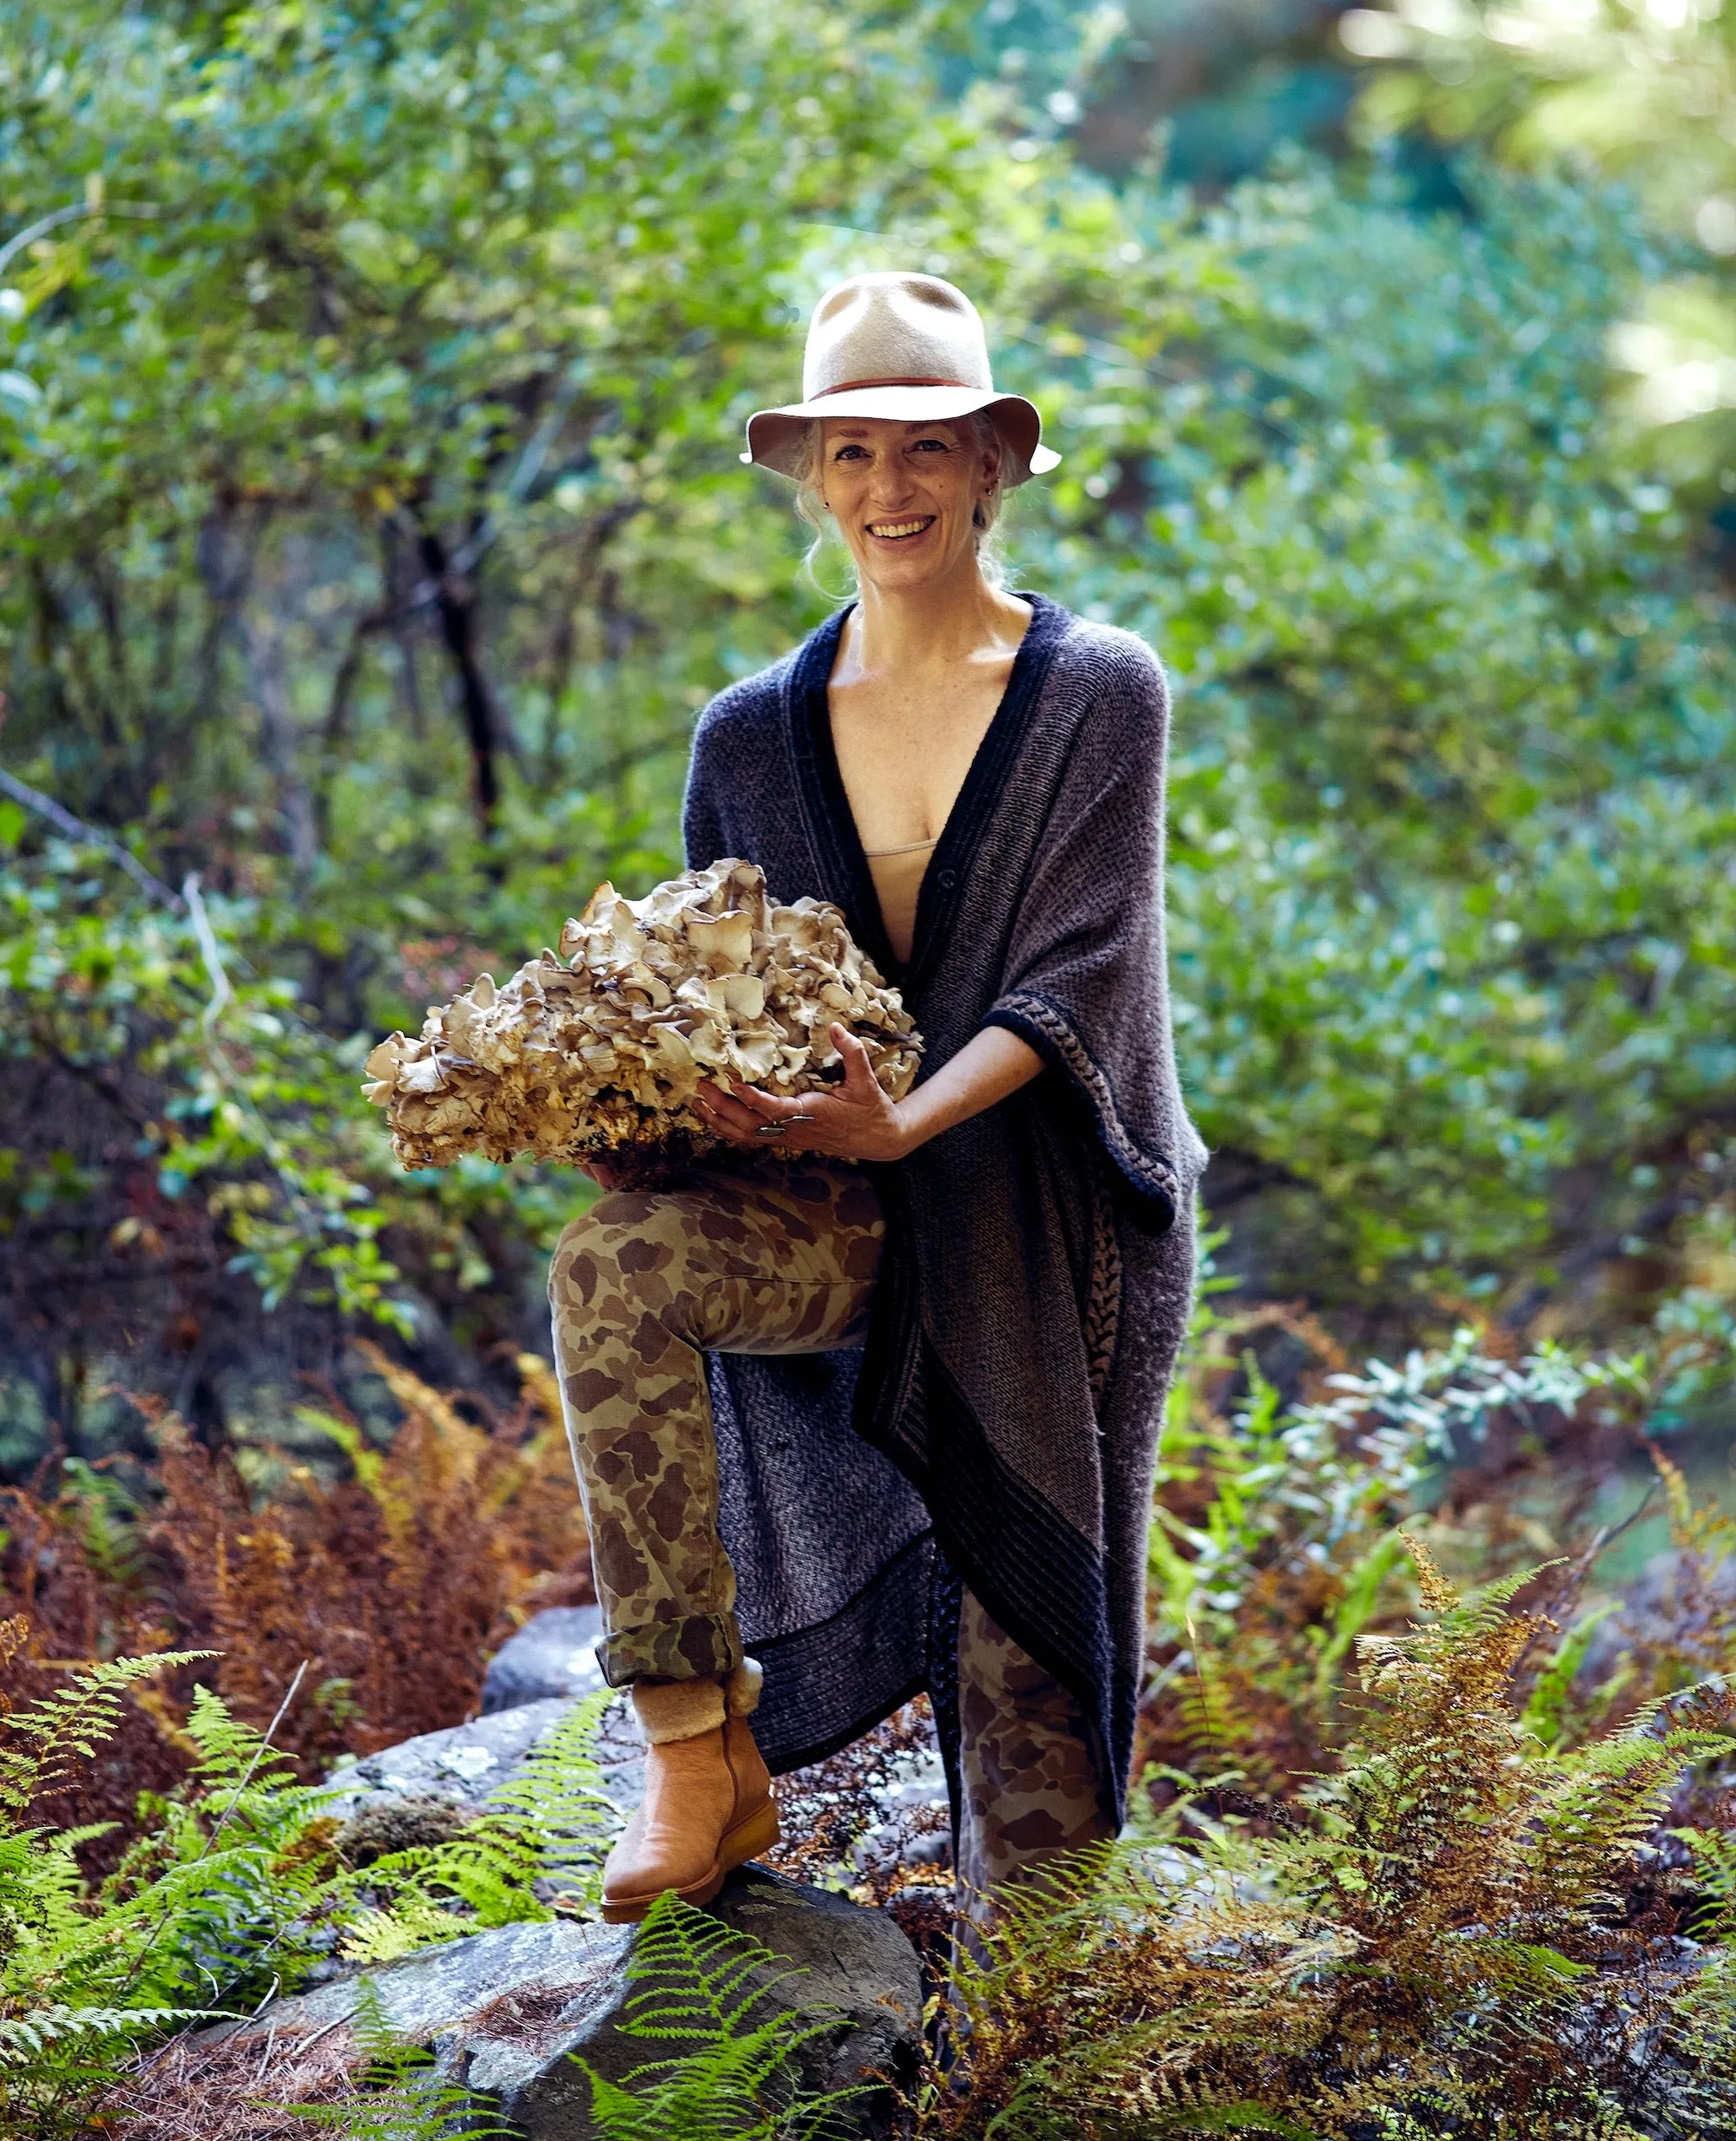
[181,1680,303,1796]
[0,1651,212,1812]
[339,1895,469,1965]
[575,1894,871,2141]
[480,1684,620,1911]
[318,1689,619,1951]
[0,2001,212,2059]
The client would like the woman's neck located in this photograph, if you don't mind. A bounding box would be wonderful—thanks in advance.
[842,557,1031,680]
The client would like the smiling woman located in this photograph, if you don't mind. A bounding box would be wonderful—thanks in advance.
[797,409,1018,959]
[544,271,1206,1933]
[793,406,1008,591]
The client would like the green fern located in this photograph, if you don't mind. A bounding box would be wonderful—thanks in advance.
[483,1685,621,1911]
[575,1892,870,2141]
[0,1646,213,1814]
[285,1975,523,2138]
[2,1656,620,2137]
[1,1652,224,2137]
[321,1688,621,1958]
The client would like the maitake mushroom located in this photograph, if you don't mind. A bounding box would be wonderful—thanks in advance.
[362,859,923,1172]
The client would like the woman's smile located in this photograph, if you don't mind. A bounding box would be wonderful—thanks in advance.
[866,514,937,542]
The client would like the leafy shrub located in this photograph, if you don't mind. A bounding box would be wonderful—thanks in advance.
[1139,1228,1669,1796]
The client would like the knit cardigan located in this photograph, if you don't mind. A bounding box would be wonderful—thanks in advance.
[682,593,1207,1827]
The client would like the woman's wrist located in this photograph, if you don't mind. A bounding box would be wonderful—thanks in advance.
[883,1098,925,1163]
[877,1028,1042,1164]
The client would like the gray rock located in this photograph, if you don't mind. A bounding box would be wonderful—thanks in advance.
[454,1866,920,2138]
[482,1605,610,1716]
[220,1868,919,2140]
[321,1690,647,1826]
[207,1917,628,2050]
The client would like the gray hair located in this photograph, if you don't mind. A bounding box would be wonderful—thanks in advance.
[792,410,1009,592]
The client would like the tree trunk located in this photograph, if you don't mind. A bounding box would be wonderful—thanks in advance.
[418,526,503,840]
[242,610,319,887]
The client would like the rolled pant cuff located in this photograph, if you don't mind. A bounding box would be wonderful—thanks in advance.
[598,1612,742,1687]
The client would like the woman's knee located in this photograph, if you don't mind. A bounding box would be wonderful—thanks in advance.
[548,1189,707,1319]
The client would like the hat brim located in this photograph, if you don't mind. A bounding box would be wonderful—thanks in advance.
[742,385,1060,485]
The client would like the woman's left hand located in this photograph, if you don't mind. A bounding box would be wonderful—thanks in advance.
[693,1023,911,1164]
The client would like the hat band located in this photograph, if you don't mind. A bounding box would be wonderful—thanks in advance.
[810,374,983,396]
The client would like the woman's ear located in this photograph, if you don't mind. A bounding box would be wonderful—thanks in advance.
[977,430,1003,500]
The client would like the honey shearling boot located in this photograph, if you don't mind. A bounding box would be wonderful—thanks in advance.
[601,1659,779,1924]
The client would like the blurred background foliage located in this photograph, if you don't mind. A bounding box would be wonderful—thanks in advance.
[0,0,1732,1480]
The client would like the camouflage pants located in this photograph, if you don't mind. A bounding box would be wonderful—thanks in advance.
[547,1157,1112,1895]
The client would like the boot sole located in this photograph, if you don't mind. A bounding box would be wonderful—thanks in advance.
[601,1797,781,1925]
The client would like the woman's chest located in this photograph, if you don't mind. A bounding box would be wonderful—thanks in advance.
[827,663,1014,850]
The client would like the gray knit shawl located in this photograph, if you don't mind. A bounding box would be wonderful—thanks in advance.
[683,593,1207,1826]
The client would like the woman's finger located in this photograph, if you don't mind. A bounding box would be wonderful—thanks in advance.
[725,1079,795,1120]
[694,1082,820,1149]
[693,1086,761,1139]
[700,1077,797,1122]
[831,1024,879,1100]
[732,1080,831,1127]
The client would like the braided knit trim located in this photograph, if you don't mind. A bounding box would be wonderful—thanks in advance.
[990,990,1182,1209]
[1085,1157,1124,1409]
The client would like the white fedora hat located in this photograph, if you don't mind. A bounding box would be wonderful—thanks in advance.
[742,271,1061,486]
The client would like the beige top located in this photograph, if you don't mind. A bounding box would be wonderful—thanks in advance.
[865,837,937,964]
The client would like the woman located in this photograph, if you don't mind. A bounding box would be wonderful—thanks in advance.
[549,272,1206,1926]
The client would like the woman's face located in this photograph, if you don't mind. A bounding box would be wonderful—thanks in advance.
[816,416,998,591]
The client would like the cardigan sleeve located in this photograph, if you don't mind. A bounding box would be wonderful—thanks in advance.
[981,635,1206,1227]
[681,713,727,871]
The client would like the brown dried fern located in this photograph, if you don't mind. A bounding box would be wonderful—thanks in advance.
[920,1541,1736,2141]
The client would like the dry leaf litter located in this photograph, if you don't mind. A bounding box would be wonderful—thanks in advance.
[363,859,922,1169]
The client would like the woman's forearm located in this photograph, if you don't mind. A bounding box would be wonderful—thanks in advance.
[692,1020,1042,1165]
[891,1024,1042,1159]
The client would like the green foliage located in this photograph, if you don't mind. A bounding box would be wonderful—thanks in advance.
[0,0,1730,1445]
[0,842,426,1331]
[1,1651,221,2136]
[577,1891,867,2141]
[0,0,967,863]
[0,1646,618,2136]
[1351,0,1736,470]
[1031,158,1736,1301]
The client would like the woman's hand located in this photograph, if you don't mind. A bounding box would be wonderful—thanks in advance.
[693,1021,1045,1166]
[693,1024,911,1164]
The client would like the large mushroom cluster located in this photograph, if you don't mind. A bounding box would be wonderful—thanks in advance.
[362,859,923,1172]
